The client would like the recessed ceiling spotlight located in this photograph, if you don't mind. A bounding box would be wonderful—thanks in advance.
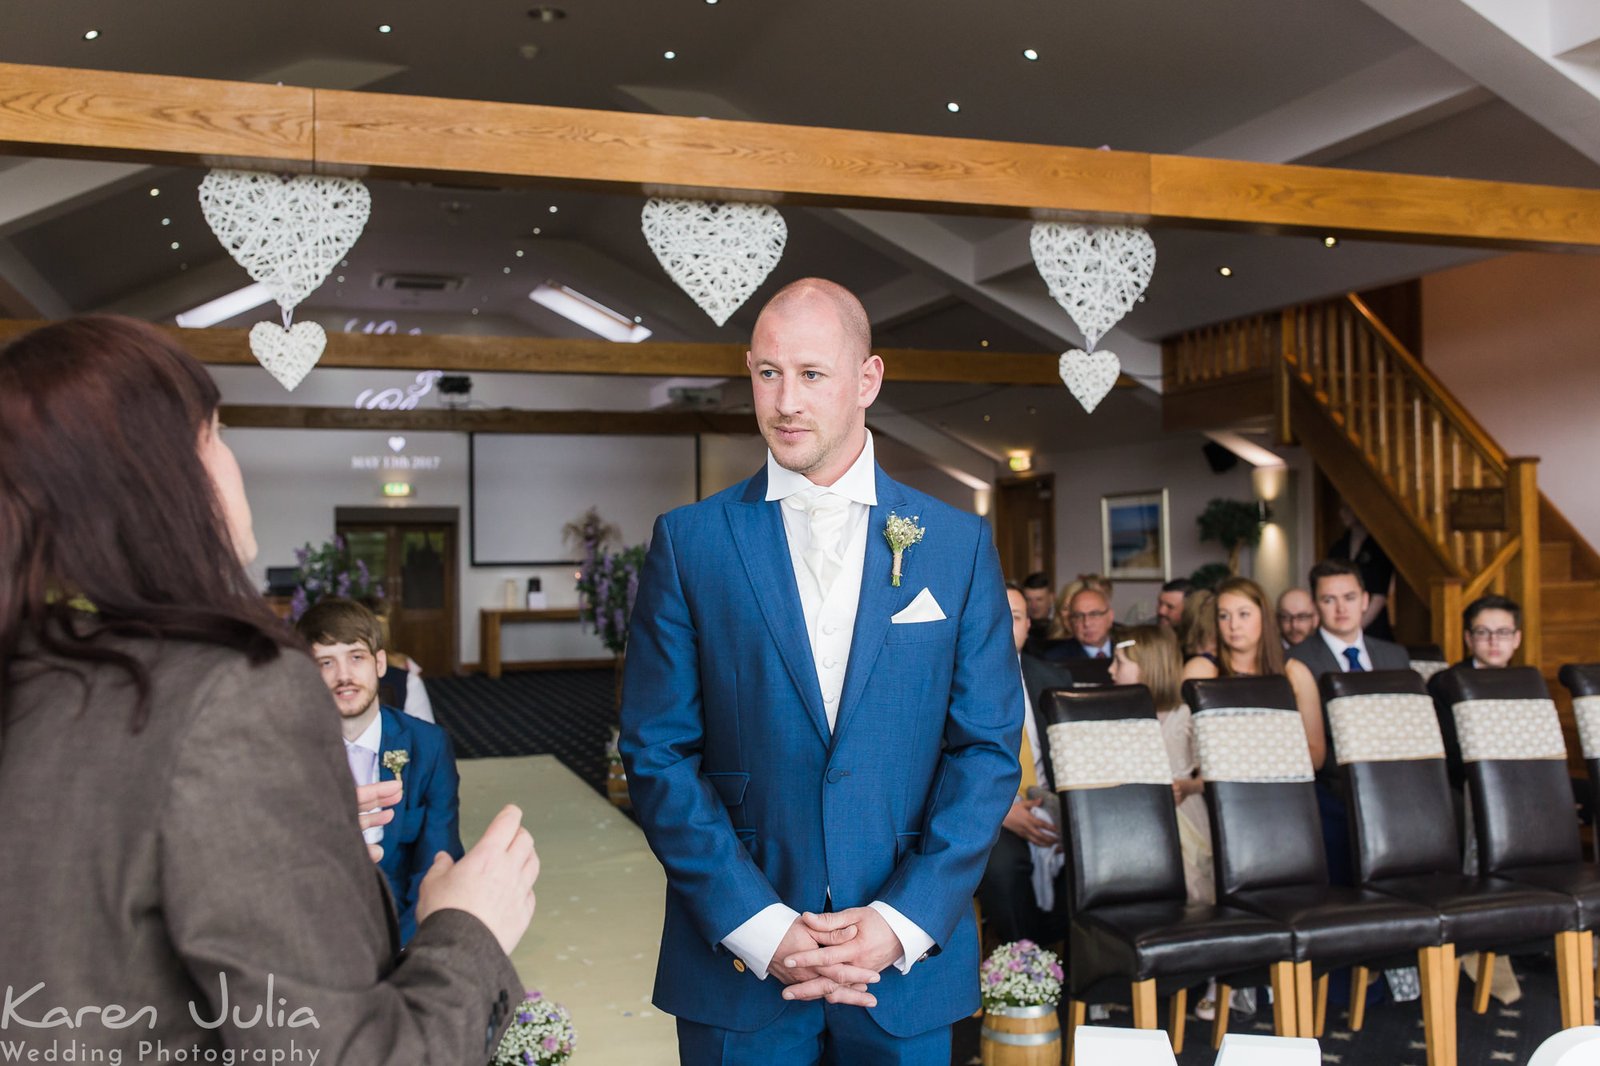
[377,24,392,34]
[548,205,558,213]
[532,227,542,235]
[983,414,992,422]
[160,217,171,226]
[706,0,718,5]
[503,267,512,274]
[336,275,344,283]
[170,241,180,250]
[980,339,990,348]
[83,29,100,41]
[1022,48,1039,61]
[148,188,160,197]
[1323,236,1339,248]
[663,50,677,60]
[1027,406,1038,416]
[946,102,961,113]
[527,6,566,21]
[471,307,481,315]
[634,315,643,323]
[515,249,525,257]
[1218,266,1233,277]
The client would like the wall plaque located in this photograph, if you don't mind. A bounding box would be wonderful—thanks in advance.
[1448,487,1509,531]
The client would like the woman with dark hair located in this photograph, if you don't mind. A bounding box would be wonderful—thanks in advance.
[0,317,537,1064]
[1182,576,1325,768]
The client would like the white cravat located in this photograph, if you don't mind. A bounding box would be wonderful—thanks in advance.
[720,432,933,981]
[786,489,853,600]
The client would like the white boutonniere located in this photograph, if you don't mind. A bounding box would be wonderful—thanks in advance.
[381,749,409,781]
[882,513,926,587]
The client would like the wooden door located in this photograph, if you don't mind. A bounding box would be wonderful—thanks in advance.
[993,474,1055,585]
[337,508,459,676]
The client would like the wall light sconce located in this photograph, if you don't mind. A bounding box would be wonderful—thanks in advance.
[1007,452,1034,473]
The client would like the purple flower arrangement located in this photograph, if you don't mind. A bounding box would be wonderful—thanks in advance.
[566,509,644,656]
[492,990,576,1066]
[980,939,1064,1010]
[288,535,385,621]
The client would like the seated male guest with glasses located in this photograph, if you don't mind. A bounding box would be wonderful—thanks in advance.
[1039,587,1115,662]
[1428,595,1524,791]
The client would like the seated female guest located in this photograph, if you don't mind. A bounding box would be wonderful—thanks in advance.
[1110,625,1212,905]
[1180,576,1325,769]
[1181,588,1218,668]
[0,316,538,1063]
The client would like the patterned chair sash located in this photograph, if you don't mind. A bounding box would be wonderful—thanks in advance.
[1452,698,1567,762]
[1571,695,1600,760]
[1410,660,1450,683]
[1326,693,1445,765]
[1193,707,1313,784]
[1047,718,1172,791]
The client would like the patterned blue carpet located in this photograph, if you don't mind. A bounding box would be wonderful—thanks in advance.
[428,670,1570,1064]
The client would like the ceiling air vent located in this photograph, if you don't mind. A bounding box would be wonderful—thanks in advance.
[374,272,468,293]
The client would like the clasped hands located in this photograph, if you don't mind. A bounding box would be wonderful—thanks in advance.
[769,908,904,1008]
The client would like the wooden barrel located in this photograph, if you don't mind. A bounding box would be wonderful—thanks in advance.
[980,1003,1061,1066]
[605,764,631,810]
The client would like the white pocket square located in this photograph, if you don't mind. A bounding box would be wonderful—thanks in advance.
[891,588,946,624]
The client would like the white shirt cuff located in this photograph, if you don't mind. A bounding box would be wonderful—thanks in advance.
[720,902,799,980]
[868,901,934,975]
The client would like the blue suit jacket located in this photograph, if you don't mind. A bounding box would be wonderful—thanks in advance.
[374,705,463,945]
[619,464,1024,1036]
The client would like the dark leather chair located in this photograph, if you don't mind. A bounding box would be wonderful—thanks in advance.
[1057,656,1114,687]
[1558,664,1600,826]
[1408,643,1450,684]
[1184,676,1447,1050]
[1042,684,1296,1053]
[1433,666,1600,1026]
[1324,669,1585,1039]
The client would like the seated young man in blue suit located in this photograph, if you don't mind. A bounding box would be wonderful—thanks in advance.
[296,597,463,945]
[620,278,1023,1065]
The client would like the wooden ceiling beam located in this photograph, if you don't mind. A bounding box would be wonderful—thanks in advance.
[0,319,1072,386]
[219,405,758,435]
[3,63,1600,250]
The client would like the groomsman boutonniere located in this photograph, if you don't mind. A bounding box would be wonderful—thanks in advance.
[882,513,927,587]
[382,749,409,783]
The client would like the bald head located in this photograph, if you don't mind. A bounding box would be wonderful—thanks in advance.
[753,278,872,361]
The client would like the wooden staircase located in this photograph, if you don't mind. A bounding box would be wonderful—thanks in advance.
[1163,293,1600,767]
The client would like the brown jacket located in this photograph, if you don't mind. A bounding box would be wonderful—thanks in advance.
[0,636,521,1063]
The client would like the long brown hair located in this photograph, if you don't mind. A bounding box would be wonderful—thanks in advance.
[1214,576,1286,677]
[0,316,296,730]
[1117,624,1182,712]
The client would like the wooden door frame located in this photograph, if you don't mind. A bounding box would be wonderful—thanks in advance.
[335,507,460,674]
[992,473,1056,588]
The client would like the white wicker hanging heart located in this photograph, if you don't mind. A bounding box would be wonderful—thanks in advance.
[1059,349,1121,413]
[641,198,787,326]
[1030,223,1155,351]
[199,170,371,312]
[249,320,326,392]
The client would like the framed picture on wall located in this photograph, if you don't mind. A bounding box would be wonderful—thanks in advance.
[1101,490,1171,581]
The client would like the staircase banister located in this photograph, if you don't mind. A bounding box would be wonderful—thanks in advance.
[1343,293,1509,470]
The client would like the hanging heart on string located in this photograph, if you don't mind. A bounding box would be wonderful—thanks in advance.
[1030,223,1155,351]
[249,320,326,392]
[1059,349,1121,413]
[641,198,787,326]
[199,170,371,312]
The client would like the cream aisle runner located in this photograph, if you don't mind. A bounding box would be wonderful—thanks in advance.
[459,755,676,1064]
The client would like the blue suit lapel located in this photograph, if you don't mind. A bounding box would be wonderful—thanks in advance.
[377,707,415,853]
[832,468,916,745]
[728,470,832,747]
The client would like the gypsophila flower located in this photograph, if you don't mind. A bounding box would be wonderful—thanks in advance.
[882,513,926,587]
[492,992,575,1066]
[980,940,1063,1010]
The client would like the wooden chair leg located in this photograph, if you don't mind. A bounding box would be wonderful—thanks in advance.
[1270,962,1299,1037]
[1168,988,1187,1055]
[1584,932,1598,1026]
[1418,945,1457,1066]
[1212,983,1232,1050]
[1557,930,1596,1028]
[1294,961,1314,1038]
[1473,951,1495,1014]
[1349,967,1370,1032]
[1314,972,1329,1037]
[1067,999,1086,1066]
[1131,979,1158,1029]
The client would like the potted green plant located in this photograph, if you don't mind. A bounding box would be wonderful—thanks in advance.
[1197,498,1262,574]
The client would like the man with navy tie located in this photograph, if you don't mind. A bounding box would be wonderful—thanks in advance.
[620,278,1023,1065]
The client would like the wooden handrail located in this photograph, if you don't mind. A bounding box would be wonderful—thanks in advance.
[1343,294,1508,469]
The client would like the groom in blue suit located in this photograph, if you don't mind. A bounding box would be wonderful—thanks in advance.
[620,278,1023,1064]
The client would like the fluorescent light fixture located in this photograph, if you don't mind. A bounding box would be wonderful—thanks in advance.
[175,282,275,328]
[529,283,652,343]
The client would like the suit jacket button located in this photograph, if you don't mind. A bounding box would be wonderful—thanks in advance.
[733,958,747,973]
